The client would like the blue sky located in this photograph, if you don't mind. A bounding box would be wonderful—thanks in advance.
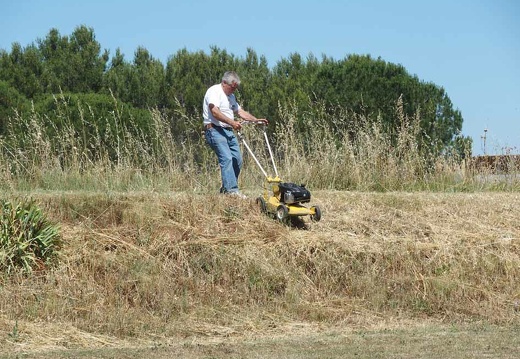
[1,0,519,155]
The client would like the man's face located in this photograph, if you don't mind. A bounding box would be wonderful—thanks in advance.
[223,81,239,95]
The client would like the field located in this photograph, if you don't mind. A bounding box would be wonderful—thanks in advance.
[1,190,519,358]
[1,101,519,357]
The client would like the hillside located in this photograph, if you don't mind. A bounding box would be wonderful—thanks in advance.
[1,190,519,357]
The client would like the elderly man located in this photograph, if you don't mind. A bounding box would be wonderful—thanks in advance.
[203,71,268,197]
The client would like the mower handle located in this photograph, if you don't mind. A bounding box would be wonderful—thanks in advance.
[240,120,268,126]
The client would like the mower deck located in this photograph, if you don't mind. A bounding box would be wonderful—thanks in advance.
[256,177,321,223]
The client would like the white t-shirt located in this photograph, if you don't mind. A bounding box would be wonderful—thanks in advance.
[203,83,241,128]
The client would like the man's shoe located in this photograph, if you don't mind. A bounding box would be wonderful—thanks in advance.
[228,191,247,199]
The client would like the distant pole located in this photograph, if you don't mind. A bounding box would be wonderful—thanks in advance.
[481,128,488,155]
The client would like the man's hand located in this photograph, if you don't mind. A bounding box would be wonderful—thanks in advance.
[231,121,242,131]
[241,119,269,126]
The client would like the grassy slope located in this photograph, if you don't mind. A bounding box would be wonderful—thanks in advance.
[1,190,519,358]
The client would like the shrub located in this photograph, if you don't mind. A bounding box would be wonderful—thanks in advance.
[0,198,61,274]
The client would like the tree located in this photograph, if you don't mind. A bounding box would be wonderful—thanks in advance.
[271,53,315,109]
[0,24,468,157]
[0,44,43,99]
[102,48,134,103]
[38,26,108,93]
[0,80,30,135]
[165,46,238,114]
[119,47,166,109]
[68,25,109,92]
[308,54,464,152]
[236,48,271,120]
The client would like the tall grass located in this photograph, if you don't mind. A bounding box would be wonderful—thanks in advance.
[0,93,518,193]
[0,95,217,193]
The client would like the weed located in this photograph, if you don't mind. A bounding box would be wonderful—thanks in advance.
[7,321,19,342]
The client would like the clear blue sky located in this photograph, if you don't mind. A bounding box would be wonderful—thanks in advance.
[1,0,519,155]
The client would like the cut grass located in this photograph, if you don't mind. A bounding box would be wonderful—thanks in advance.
[1,322,518,359]
[0,190,519,357]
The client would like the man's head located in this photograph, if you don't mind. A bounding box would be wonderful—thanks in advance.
[222,71,240,94]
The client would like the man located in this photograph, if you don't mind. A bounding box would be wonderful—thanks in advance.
[203,71,268,197]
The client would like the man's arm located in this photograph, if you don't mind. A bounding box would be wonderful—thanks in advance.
[209,104,242,130]
[237,108,268,125]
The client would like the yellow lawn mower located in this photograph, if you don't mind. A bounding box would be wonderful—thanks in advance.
[238,123,322,223]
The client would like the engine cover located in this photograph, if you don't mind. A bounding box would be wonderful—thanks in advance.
[278,182,311,204]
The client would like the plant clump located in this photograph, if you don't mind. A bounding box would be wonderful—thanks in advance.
[0,198,61,274]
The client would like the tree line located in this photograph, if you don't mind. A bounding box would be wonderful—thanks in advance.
[0,25,471,157]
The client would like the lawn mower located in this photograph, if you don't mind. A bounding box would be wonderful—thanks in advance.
[238,122,322,223]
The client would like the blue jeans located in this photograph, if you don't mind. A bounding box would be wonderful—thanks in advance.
[205,126,242,193]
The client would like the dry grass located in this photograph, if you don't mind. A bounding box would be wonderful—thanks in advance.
[1,98,519,356]
[3,96,518,194]
[0,190,519,355]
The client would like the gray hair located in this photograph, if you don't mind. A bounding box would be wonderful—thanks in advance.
[222,71,241,86]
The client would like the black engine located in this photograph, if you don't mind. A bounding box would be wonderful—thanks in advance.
[278,182,311,204]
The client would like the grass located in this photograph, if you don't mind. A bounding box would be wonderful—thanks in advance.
[0,191,519,357]
[1,94,518,193]
[0,99,519,357]
[1,323,519,358]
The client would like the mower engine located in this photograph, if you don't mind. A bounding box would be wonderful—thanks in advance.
[277,182,311,204]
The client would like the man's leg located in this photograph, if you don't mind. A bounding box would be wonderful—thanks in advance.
[228,133,243,184]
[205,127,239,193]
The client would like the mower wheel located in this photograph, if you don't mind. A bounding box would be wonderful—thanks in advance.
[256,196,267,214]
[276,204,289,222]
[310,205,322,222]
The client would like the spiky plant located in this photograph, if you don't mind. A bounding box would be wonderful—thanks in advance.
[0,198,61,274]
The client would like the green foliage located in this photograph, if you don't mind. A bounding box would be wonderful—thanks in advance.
[309,54,465,152]
[0,198,61,274]
[165,46,238,112]
[0,43,44,99]
[235,48,272,117]
[0,80,30,134]
[37,25,108,93]
[103,47,166,108]
[0,91,154,183]
[102,48,133,103]
[0,25,470,155]
[128,47,165,108]
[0,98,498,194]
